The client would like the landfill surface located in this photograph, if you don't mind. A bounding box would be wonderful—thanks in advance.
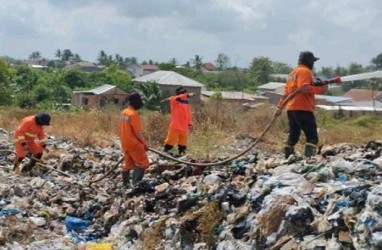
[2,127,382,249]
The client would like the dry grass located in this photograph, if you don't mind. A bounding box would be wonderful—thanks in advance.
[1,105,382,157]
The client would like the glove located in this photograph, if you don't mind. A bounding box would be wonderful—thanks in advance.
[188,125,193,133]
[313,77,325,86]
[143,143,149,151]
[328,76,342,85]
[273,108,282,117]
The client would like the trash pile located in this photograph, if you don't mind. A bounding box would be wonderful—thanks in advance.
[2,127,382,249]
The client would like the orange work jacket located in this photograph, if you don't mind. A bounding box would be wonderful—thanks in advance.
[284,65,327,112]
[120,105,145,151]
[14,116,46,145]
[169,93,192,132]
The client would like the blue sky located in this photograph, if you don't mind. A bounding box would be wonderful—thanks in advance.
[0,0,381,68]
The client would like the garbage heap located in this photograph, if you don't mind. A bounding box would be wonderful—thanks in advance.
[2,127,382,249]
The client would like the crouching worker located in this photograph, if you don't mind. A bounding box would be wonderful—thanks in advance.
[119,92,149,188]
[13,113,51,174]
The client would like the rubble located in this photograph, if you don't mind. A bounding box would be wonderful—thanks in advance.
[3,128,382,249]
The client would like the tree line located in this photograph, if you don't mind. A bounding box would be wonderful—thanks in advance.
[1,49,382,110]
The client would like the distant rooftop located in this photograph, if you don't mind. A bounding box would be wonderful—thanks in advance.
[257,82,285,90]
[134,70,205,87]
[202,91,267,101]
[316,95,353,104]
[73,84,116,95]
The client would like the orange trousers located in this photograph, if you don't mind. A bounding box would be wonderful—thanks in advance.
[15,141,43,159]
[122,146,149,171]
[164,127,188,146]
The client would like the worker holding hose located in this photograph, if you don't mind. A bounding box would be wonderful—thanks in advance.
[277,51,337,158]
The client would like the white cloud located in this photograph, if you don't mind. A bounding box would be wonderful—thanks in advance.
[0,0,381,67]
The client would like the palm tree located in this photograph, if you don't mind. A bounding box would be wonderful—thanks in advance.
[191,55,203,70]
[55,49,62,60]
[97,50,108,65]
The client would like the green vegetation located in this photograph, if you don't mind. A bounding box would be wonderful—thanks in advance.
[2,49,382,110]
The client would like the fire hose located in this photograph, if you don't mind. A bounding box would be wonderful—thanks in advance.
[88,87,303,184]
[0,90,295,184]
[3,75,349,184]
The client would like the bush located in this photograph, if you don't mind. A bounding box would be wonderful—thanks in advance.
[353,114,379,127]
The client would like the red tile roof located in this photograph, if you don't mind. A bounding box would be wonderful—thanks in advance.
[344,89,382,102]
[202,63,215,71]
[140,64,158,71]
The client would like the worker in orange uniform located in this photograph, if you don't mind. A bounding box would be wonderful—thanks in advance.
[277,51,328,158]
[163,86,194,156]
[119,92,149,188]
[13,113,51,174]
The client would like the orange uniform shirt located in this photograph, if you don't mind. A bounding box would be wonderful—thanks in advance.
[284,65,327,112]
[119,105,145,151]
[14,116,45,144]
[169,93,192,132]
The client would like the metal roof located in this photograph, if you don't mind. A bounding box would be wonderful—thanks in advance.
[257,82,285,90]
[317,104,382,112]
[315,95,353,104]
[202,91,267,100]
[73,84,116,95]
[134,70,205,87]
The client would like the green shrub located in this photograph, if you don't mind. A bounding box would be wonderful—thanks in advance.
[353,114,379,127]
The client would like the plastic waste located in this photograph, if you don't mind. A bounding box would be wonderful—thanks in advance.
[0,208,19,216]
[86,242,113,250]
[65,216,91,232]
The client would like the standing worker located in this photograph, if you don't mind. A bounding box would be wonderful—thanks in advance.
[119,92,149,188]
[163,86,194,157]
[277,51,329,158]
[13,113,51,174]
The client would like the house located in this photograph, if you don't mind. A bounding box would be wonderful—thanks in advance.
[133,70,205,105]
[126,64,142,77]
[201,91,268,107]
[344,89,382,102]
[317,104,382,117]
[202,63,216,72]
[257,82,285,105]
[65,62,103,72]
[257,82,285,94]
[315,95,353,105]
[140,64,159,76]
[72,84,128,109]
[24,59,49,69]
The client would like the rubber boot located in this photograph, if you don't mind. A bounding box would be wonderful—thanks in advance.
[22,153,42,173]
[284,145,295,159]
[13,158,23,175]
[304,143,317,158]
[122,171,131,188]
[164,144,174,154]
[132,166,145,186]
[178,145,187,156]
